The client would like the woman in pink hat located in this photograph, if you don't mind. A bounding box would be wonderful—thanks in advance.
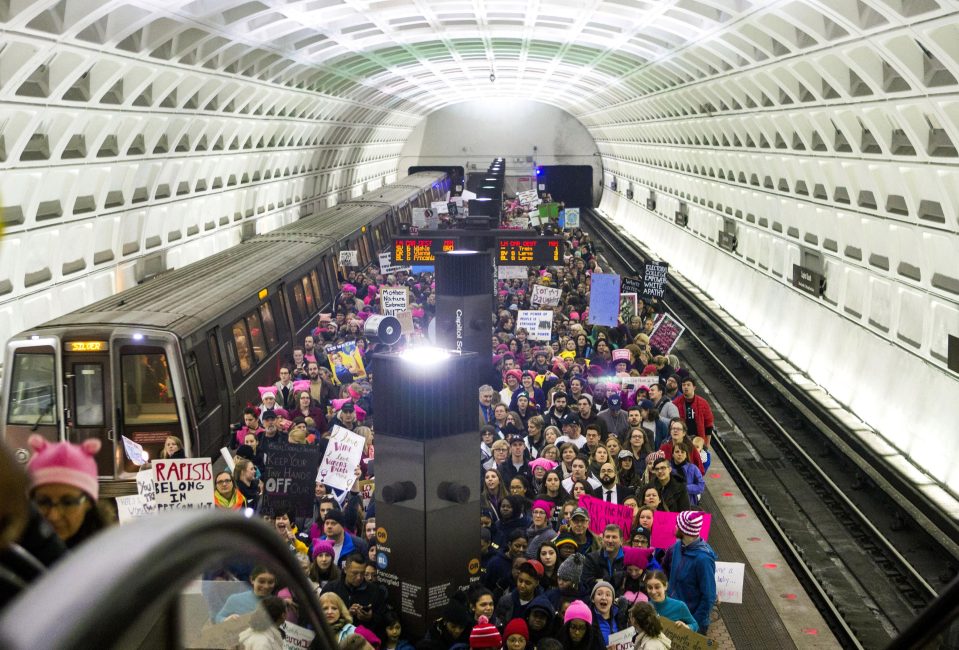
[556,599,605,649]
[26,435,109,548]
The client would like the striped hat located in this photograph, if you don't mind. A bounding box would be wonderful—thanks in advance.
[469,615,502,648]
[645,450,666,465]
[677,510,705,537]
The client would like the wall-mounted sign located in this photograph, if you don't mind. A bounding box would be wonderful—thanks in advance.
[495,237,563,266]
[792,264,824,297]
[392,237,459,263]
[718,231,737,252]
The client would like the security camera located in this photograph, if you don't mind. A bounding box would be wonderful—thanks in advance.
[489,72,495,83]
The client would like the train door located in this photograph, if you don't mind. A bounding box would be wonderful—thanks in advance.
[3,338,61,467]
[62,346,115,477]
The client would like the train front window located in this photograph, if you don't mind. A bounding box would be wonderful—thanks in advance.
[6,352,56,426]
[121,353,178,425]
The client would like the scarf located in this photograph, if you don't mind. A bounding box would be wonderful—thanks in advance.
[214,488,247,510]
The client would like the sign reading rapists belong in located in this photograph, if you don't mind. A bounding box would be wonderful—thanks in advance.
[153,459,214,511]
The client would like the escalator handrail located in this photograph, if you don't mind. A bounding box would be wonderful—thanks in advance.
[0,510,334,650]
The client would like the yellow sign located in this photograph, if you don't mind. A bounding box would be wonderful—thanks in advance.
[376,527,388,544]
[65,341,109,353]
[468,558,480,575]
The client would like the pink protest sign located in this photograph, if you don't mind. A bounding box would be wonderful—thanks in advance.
[650,511,712,549]
[578,494,634,537]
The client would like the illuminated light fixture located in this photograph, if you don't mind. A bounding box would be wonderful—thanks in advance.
[133,333,144,341]
[31,335,40,340]
[258,288,269,300]
[399,346,451,365]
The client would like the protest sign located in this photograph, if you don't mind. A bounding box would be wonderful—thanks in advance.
[564,207,580,229]
[660,616,715,649]
[339,250,359,266]
[380,287,409,316]
[578,494,634,537]
[651,511,712,549]
[317,425,366,490]
[588,274,622,327]
[264,441,322,519]
[620,375,663,393]
[649,313,685,355]
[220,447,235,472]
[358,479,375,510]
[516,310,553,341]
[136,467,157,514]
[326,340,367,384]
[498,265,527,280]
[282,622,316,650]
[115,494,150,523]
[621,276,644,296]
[620,293,638,321]
[121,435,148,466]
[396,310,414,334]
[517,189,538,206]
[643,261,669,298]
[530,284,562,307]
[715,561,745,604]
[607,627,635,650]
[412,207,429,228]
[447,201,459,217]
[153,459,214,511]
[431,200,449,216]
[379,251,411,275]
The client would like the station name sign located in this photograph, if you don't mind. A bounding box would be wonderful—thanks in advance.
[792,264,824,297]
[392,236,459,263]
[495,237,564,266]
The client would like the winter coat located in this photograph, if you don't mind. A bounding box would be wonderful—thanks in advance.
[667,538,716,632]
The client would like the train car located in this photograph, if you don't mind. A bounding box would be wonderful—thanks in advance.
[2,171,449,495]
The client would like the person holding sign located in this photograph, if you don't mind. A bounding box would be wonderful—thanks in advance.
[628,601,673,650]
[666,511,717,634]
[643,569,698,632]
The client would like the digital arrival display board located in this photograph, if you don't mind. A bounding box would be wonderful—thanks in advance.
[495,236,564,266]
[392,236,459,264]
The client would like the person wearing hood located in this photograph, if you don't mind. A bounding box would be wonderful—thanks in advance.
[424,597,474,647]
[492,495,531,548]
[484,529,528,593]
[493,559,545,625]
[666,511,717,634]
[524,594,559,646]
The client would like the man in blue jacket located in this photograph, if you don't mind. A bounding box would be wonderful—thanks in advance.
[667,510,717,633]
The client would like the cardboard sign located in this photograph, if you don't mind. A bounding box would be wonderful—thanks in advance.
[431,200,449,215]
[643,261,669,298]
[136,467,157,514]
[649,313,685,355]
[517,189,538,207]
[339,250,359,266]
[325,340,367,384]
[607,627,635,650]
[589,273,622,327]
[660,616,714,649]
[516,310,554,341]
[282,622,316,650]
[379,251,411,275]
[620,375,663,393]
[264,441,323,519]
[121,435,148,466]
[564,207,580,229]
[115,494,150,523]
[530,284,562,307]
[396,310,414,334]
[715,561,745,604]
[412,207,430,228]
[153,459,214,511]
[650,511,712,549]
[620,293,638,321]
[380,287,409,316]
[578,493,634,537]
[317,425,366,490]
[498,265,527,280]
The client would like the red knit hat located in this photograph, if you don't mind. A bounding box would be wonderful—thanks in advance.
[504,617,530,641]
[469,615,502,648]
[27,434,101,501]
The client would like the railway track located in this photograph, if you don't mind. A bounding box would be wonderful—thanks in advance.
[583,209,955,648]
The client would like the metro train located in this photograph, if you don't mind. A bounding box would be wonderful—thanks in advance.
[1,171,450,495]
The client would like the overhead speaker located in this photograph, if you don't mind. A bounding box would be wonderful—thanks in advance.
[364,314,402,345]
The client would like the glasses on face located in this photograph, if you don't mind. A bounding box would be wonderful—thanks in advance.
[216,478,234,485]
[654,465,669,472]
[34,495,87,513]
[569,622,588,632]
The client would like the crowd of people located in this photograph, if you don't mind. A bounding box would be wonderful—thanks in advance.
[3,195,720,649]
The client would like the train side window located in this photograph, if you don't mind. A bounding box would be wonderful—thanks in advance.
[245,311,267,362]
[323,256,337,297]
[231,319,253,374]
[6,351,56,425]
[258,302,278,350]
[185,355,206,410]
[310,271,322,308]
[74,363,105,427]
[315,264,330,305]
[120,352,178,425]
[300,275,315,316]
[291,282,307,323]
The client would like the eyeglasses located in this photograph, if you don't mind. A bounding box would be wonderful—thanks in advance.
[216,478,234,485]
[34,495,87,514]
[653,465,670,472]
[569,622,588,631]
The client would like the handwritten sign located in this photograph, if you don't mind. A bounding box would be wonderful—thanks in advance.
[530,284,562,307]
[115,494,149,523]
[563,207,580,229]
[358,479,375,510]
[578,494,634,537]
[264,441,323,519]
[715,561,745,604]
[589,273,622,327]
[516,310,553,341]
[153,459,214,511]
[317,425,366,490]
[282,622,316,649]
[659,616,714,649]
[607,627,635,650]
[396,310,414,334]
[380,287,409,316]
[649,313,685,355]
[412,207,430,228]
[621,276,644,296]
[379,251,411,275]
[339,250,359,266]
[650,511,712,549]
[620,293,638,321]
[517,189,539,206]
[121,435,148,466]
[643,262,669,298]
[136,467,157,514]
[498,265,527,280]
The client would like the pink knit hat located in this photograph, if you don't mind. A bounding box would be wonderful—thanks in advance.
[677,510,705,537]
[27,434,101,501]
[531,499,553,515]
[528,458,558,473]
[564,599,593,625]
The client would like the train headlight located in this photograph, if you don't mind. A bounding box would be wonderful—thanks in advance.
[14,447,30,464]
